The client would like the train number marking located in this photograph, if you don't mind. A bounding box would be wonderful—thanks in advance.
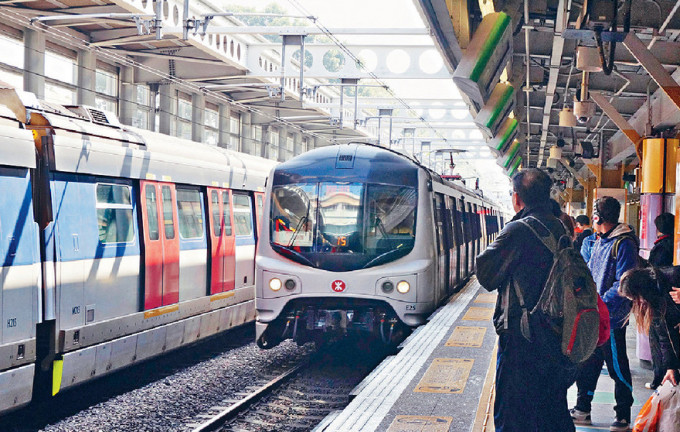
[338,236,347,246]
[6,318,16,328]
[331,280,346,292]
[72,306,81,315]
[406,304,416,311]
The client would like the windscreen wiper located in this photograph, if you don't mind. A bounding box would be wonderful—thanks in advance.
[288,200,311,247]
[271,243,315,267]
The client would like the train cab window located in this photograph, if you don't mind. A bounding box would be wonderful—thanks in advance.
[271,183,318,248]
[177,188,204,239]
[161,186,175,240]
[365,184,416,254]
[211,191,221,237]
[222,191,233,236]
[233,194,253,236]
[319,182,364,253]
[95,183,134,243]
[145,185,160,241]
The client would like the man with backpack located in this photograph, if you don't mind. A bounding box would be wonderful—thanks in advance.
[477,169,578,432]
[571,196,638,432]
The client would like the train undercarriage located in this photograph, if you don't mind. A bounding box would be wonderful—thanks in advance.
[256,299,409,349]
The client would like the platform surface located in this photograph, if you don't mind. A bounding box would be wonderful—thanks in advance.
[316,277,656,432]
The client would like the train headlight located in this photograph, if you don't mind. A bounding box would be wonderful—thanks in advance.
[269,278,282,291]
[284,279,296,290]
[396,281,410,294]
[381,281,394,293]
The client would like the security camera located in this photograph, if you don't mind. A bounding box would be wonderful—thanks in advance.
[574,101,596,125]
[556,138,566,147]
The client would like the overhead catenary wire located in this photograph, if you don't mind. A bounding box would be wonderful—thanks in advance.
[2,6,485,177]
[285,0,450,145]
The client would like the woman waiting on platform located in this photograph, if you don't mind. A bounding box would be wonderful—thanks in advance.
[619,267,680,386]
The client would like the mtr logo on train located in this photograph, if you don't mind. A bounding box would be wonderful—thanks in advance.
[331,280,347,292]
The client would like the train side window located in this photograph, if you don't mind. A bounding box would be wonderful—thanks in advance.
[177,188,203,239]
[161,186,175,240]
[96,183,134,243]
[211,191,221,237]
[145,184,160,241]
[233,194,253,236]
[222,191,233,236]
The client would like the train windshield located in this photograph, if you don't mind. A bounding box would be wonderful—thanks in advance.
[270,182,417,271]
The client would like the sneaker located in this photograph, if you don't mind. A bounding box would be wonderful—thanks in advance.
[570,408,592,425]
[645,382,658,390]
[610,418,630,432]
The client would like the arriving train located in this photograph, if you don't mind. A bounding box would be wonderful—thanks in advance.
[0,86,275,415]
[255,143,506,349]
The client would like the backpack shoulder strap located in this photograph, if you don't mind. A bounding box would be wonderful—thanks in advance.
[611,234,637,260]
[517,216,558,254]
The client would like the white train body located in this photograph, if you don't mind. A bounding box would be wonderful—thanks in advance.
[255,144,504,348]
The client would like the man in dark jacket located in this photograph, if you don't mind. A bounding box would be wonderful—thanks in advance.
[571,196,637,432]
[648,212,674,267]
[645,212,674,389]
[574,215,593,253]
[477,169,574,432]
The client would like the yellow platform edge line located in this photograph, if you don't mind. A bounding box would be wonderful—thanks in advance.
[210,291,235,302]
[471,340,498,432]
[143,304,180,319]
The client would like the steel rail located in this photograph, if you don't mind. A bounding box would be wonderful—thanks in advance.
[190,363,307,432]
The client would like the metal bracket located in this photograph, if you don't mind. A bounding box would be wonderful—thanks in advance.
[621,32,680,113]
[30,13,159,37]
[590,91,643,160]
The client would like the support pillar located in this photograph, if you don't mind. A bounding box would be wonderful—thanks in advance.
[23,28,45,99]
[192,92,205,143]
[293,132,302,156]
[240,112,252,154]
[278,127,288,162]
[119,66,136,126]
[218,104,230,149]
[261,126,270,159]
[159,83,175,136]
[77,49,96,106]
[640,138,678,257]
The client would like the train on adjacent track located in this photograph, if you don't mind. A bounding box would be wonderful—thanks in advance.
[0,86,275,415]
[255,143,506,349]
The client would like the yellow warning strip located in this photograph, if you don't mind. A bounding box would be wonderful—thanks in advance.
[143,304,179,319]
[210,291,235,302]
[52,359,63,396]
[471,342,498,432]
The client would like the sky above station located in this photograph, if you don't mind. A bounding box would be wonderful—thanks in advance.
[224,0,513,207]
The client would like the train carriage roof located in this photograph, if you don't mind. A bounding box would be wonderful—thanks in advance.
[0,105,37,170]
[272,143,420,188]
[0,87,276,190]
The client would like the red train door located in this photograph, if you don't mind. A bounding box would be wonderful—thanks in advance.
[222,190,236,292]
[141,181,180,309]
[207,188,236,294]
[159,184,180,304]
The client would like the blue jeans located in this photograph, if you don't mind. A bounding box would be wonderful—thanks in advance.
[494,324,576,432]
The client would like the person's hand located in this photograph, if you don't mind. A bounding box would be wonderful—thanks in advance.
[662,369,678,386]
[670,287,680,305]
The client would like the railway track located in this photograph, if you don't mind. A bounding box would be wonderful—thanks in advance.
[185,339,394,432]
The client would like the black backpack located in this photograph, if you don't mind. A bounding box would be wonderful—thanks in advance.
[515,216,600,363]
